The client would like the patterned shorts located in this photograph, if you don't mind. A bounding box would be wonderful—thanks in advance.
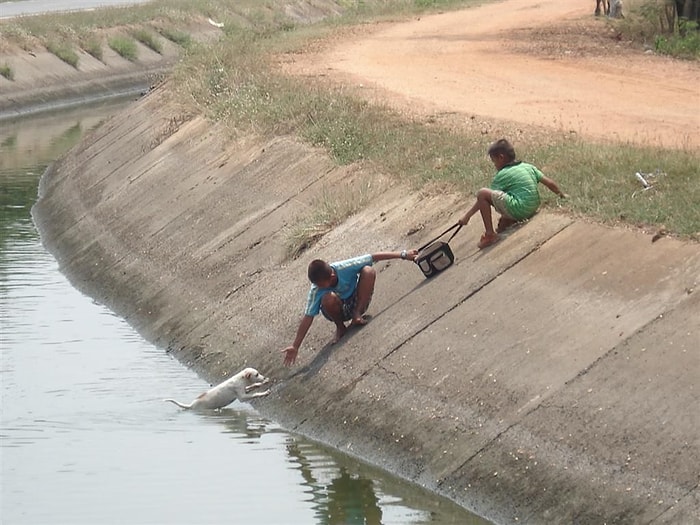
[321,291,359,322]
[490,190,514,219]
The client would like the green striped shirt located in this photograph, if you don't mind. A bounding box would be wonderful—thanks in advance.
[490,161,544,220]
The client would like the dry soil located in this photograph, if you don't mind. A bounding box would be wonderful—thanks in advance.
[284,0,700,149]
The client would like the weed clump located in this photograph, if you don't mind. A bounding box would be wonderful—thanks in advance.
[108,35,138,61]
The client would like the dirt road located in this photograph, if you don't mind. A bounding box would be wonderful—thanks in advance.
[288,0,700,149]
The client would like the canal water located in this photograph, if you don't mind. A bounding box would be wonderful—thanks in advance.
[0,101,490,525]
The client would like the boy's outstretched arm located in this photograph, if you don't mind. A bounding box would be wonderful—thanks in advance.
[540,176,567,198]
[371,249,418,262]
[281,314,314,366]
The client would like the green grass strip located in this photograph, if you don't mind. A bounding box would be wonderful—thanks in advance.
[173,12,699,238]
[45,40,79,68]
[108,35,138,61]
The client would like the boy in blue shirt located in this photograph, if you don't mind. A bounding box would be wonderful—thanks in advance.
[282,250,418,366]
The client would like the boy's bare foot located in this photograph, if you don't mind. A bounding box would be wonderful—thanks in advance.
[331,324,348,344]
[478,232,500,249]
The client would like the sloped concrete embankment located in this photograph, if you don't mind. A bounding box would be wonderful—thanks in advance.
[0,35,183,121]
[33,85,700,525]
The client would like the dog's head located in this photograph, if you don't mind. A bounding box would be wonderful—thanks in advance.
[243,367,270,392]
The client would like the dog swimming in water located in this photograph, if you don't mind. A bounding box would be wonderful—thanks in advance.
[164,367,271,410]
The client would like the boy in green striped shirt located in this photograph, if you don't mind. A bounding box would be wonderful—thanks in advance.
[458,139,567,249]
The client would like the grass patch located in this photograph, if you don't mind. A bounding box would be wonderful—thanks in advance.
[108,35,138,61]
[2,0,697,237]
[654,19,700,59]
[530,141,699,236]
[1,134,17,148]
[158,27,192,48]
[130,28,162,54]
[0,63,13,80]
[173,3,699,238]
[285,184,374,259]
[0,0,479,53]
[1,4,185,44]
[81,36,103,61]
[45,40,80,68]
[615,0,700,59]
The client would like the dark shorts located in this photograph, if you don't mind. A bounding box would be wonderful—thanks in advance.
[321,291,360,322]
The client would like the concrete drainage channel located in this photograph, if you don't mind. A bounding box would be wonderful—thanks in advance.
[31,83,700,524]
[6,4,698,521]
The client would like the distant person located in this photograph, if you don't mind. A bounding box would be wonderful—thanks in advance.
[457,138,567,249]
[281,250,418,366]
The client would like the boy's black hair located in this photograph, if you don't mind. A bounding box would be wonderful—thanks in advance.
[487,139,516,162]
[308,259,332,284]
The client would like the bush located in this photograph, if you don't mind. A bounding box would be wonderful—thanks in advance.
[285,185,373,259]
[130,28,162,54]
[616,1,700,58]
[655,19,700,58]
[0,63,14,80]
[45,40,79,68]
[82,37,103,61]
[108,35,138,61]
[158,27,192,48]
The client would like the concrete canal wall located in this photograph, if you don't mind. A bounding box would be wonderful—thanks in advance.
[32,85,700,524]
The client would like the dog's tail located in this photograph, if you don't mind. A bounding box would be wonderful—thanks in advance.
[164,398,193,409]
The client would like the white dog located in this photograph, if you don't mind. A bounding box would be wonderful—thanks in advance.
[165,367,271,410]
